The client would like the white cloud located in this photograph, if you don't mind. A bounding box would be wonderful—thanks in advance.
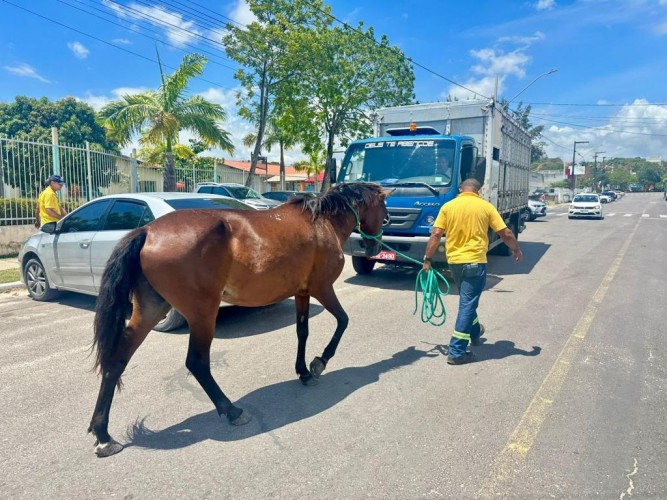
[541,99,667,161]
[77,86,148,111]
[443,33,545,101]
[112,38,132,45]
[651,21,667,36]
[228,0,257,26]
[102,0,202,47]
[3,63,51,83]
[67,41,90,59]
[535,0,556,11]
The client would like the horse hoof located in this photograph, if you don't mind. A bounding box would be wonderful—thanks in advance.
[229,410,251,426]
[94,438,124,458]
[310,357,326,379]
[300,373,319,386]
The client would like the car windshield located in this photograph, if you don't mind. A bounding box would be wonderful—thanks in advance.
[165,197,251,210]
[225,186,262,200]
[338,138,455,186]
[573,195,598,203]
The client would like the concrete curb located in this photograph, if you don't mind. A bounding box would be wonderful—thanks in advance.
[0,281,24,292]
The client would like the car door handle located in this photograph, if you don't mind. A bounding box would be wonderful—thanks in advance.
[79,240,91,249]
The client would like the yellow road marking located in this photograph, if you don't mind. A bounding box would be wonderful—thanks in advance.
[477,217,641,498]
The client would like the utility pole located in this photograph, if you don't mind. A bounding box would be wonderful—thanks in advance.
[593,151,605,193]
[571,141,589,192]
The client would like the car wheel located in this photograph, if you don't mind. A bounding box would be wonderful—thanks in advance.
[352,256,376,275]
[153,308,187,332]
[24,257,59,301]
[491,221,517,256]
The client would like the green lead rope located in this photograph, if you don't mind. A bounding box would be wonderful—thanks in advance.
[347,203,450,326]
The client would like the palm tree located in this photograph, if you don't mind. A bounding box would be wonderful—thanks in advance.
[293,149,325,192]
[99,53,234,191]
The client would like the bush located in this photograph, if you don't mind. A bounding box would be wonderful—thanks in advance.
[0,197,80,226]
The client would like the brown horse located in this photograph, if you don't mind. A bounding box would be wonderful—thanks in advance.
[89,182,388,457]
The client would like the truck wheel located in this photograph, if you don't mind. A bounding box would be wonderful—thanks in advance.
[153,308,187,332]
[352,256,376,275]
[24,257,59,301]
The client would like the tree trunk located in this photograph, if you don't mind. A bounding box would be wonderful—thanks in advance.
[163,151,176,192]
[322,129,336,192]
[246,64,269,188]
[279,139,285,191]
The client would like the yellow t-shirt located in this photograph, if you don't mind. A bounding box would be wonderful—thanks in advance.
[433,192,507,264]
[38,186,62,224]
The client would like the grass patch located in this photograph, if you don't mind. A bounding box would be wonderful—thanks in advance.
[0,268,20,284]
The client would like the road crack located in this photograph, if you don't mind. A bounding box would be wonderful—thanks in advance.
[619,457,638,499]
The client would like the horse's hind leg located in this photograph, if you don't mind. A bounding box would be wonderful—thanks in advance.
[310,287,348,379]
[185,310,250,426]
[89,280,170,457]
[294,294,317,386]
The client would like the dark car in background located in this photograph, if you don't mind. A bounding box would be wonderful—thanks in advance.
[262,190,317,203]
[601,190,618,201]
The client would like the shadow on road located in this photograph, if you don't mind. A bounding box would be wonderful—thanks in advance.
[125,346,438,450]
[488,241,550,276]
[423,340,542,364]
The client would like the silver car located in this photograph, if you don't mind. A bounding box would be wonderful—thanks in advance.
[19,192,253,331]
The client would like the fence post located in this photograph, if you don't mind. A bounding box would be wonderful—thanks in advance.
[131,149,138,193]
[51,127,60,176]
[214,158,219,183]
[85,141,93,201]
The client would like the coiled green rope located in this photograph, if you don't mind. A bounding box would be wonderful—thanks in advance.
[347,203,450,326]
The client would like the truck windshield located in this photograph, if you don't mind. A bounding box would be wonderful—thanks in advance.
[338,138,456,186]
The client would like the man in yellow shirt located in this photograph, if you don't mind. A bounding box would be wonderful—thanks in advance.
[37,174,68,233]
[423,178,522,365]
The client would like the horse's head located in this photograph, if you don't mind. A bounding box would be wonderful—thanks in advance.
[349,184,390,258]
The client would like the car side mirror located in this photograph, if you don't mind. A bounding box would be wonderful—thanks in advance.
[41,223,57,234]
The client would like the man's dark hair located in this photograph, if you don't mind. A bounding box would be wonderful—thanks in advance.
[460,178,482,191]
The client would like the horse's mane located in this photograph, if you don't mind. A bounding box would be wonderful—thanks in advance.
[286,182,383,219]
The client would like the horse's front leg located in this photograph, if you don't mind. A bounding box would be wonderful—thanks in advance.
[295,294,316,386]
[310,287,348,379]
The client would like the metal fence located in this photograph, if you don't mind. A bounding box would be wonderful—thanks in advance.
[0,134,269,226]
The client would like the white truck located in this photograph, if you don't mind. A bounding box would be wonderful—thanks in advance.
[336,99,531,274]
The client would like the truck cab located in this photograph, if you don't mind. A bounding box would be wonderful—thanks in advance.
[337,100,529,275]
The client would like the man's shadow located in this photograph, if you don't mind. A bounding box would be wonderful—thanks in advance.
[475,339,541,361]
[126,346,438,451]
[425,340,541,362]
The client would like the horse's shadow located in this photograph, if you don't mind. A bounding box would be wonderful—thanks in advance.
[126,346,437,451]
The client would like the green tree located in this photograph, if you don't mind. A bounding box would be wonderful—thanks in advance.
[223,0,330,187]
[607,170,637,191]
[99,53,234,191]
[293,149,325,191]
[499,100,546,163]
[0,96,116,196]
[287,23,415,190]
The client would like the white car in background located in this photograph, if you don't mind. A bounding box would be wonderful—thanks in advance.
[568,193,603,220]
[526,198,547,221]
[19,193,254,331]
[598,193,613,203]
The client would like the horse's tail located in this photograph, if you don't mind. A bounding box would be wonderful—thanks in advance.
[92,227,147,379]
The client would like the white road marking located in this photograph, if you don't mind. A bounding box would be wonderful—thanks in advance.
[642,214,649,218]
[624,214,632,217]
[660,215,667,219]
[607,213,616,217]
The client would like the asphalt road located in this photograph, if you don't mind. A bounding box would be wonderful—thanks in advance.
[1,192,665,499]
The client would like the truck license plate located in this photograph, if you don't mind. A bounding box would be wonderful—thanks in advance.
[371,250,396,261]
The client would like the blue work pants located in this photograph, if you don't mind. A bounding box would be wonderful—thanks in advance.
[448,263,487,358]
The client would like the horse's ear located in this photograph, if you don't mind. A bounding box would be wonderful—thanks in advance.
[381,188,395,200]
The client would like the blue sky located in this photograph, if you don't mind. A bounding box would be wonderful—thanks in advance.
[1,0,666,165]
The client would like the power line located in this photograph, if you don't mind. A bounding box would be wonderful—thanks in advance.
[533,115,667,138]
[57,0,238,71]
[524,101,667,107]
[531,111,667,124]
[298,0,490,100]
[2,0,232,90]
